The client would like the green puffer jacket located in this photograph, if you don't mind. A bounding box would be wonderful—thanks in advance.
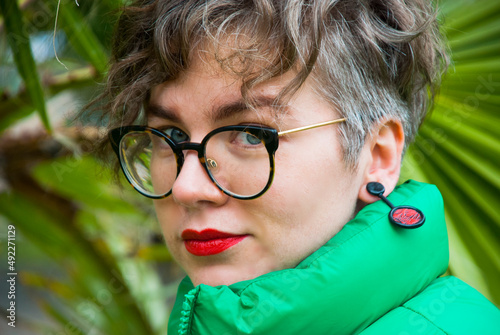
[168,180,500,334]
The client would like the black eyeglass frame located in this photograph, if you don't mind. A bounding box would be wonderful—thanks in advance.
[109,125,280,200]
[109,118,346,200]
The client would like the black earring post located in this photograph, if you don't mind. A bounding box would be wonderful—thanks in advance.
[366,182,395,209]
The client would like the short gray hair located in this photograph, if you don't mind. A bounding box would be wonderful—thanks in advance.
[96,0,449,166]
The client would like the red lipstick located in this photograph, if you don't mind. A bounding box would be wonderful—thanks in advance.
[181,229,248,256]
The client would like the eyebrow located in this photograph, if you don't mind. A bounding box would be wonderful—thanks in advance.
[147,95,281,123]
[209,95,279,121]
[146,104,182,123]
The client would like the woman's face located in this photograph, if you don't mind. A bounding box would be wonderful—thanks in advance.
[148,56,368,287]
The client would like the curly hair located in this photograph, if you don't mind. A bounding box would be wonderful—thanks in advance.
[92,0,449,167]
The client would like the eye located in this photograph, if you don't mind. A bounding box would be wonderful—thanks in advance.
[234,131,262,146]
[163,127,189,143]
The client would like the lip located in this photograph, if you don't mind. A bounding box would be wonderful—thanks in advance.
[181,229,248,256]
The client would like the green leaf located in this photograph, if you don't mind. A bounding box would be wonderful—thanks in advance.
[0,101,35,133]
[0,0,51,132]
[32,155,150,214]
[58,1,109,74]
[441,1,500,37]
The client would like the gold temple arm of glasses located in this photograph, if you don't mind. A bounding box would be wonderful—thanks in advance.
[277,118,346,136]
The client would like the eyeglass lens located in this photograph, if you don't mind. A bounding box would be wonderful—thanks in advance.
[119,130,272,198]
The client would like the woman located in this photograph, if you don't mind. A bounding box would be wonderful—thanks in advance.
[97,0,500,333]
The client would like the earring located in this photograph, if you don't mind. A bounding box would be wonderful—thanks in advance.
[366,182,425,229]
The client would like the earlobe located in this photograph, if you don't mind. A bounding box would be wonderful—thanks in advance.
[358,120,405,204]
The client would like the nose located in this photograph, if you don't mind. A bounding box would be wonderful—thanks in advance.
[171,151,228,208]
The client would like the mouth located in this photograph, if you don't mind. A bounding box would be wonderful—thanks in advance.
[181,229,249,256]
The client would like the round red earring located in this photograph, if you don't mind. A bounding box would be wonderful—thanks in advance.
[366,182,425,229]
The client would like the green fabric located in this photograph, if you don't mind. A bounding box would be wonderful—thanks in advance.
[168,180,500,334]
[361,276,500,334]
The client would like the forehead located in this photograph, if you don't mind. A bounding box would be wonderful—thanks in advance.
[148,52,299,124]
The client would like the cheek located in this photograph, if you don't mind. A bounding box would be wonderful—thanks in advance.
[273,138,348,200]
[151,161,177,195]
[153,201,180,248]
[257,140,358,248]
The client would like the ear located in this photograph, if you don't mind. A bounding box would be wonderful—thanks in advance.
[358,120,405,203]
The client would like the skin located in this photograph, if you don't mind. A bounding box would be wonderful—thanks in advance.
[148,54,404,287]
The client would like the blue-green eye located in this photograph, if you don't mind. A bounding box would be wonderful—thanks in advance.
[235,131,262,146]
[245,133,262,145]
[164,127,189,143]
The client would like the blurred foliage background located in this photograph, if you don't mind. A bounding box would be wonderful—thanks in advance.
[0,0,499,333]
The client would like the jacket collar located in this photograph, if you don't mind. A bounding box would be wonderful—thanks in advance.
[169,180,449,334]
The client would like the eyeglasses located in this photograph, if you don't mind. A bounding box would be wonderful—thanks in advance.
[109,118,346,200]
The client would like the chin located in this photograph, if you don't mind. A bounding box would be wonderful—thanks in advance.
[189,264,270,287]
[190,271,250,287]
